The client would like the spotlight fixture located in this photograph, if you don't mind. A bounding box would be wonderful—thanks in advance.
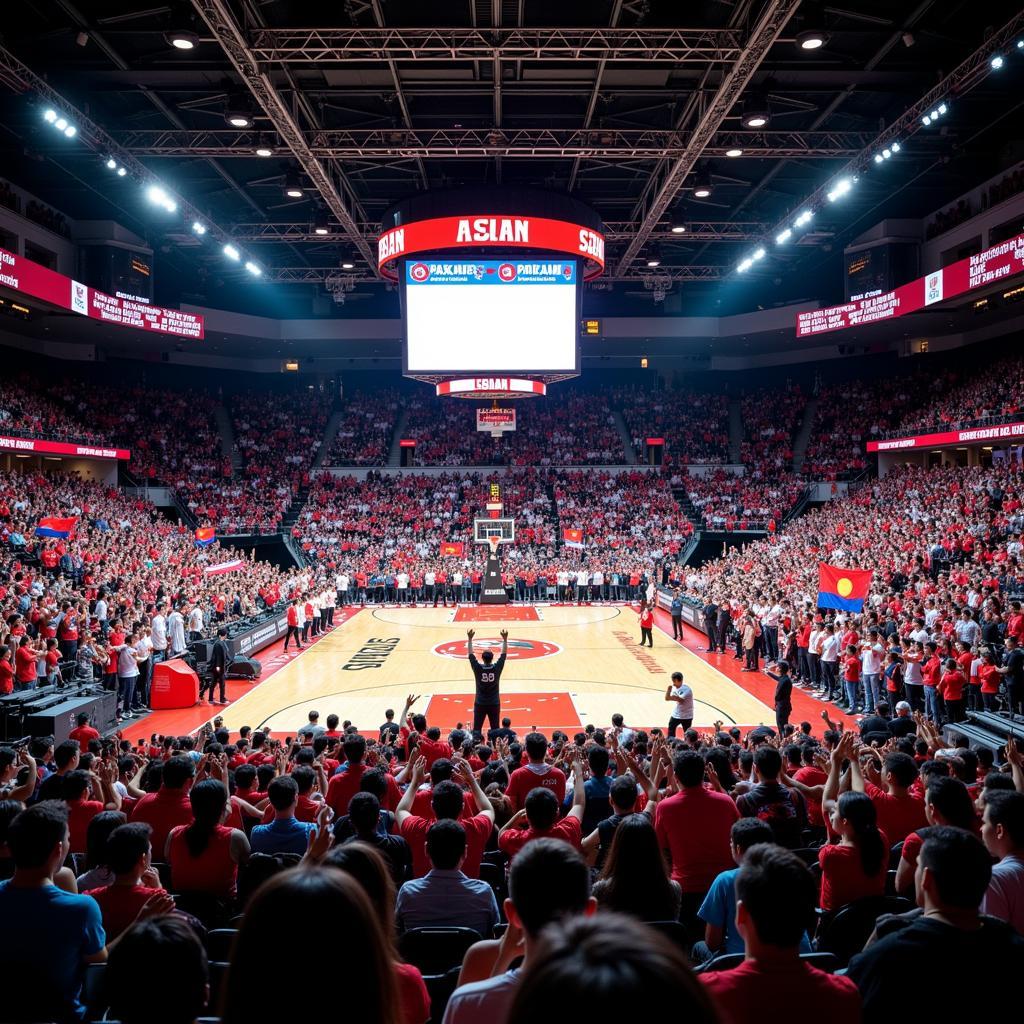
[223,243,241,261]
[670,224,686,234]
[226,111,252,128]
[192,221,207,235]
[794,210,813,228]
[882,148,892,159]
[64,125,76,138]
[55,117,68,131]
[168,30,199,50]
[255,144,274,157]
[991,54,1005,70]
[737,257,753,273]
[244,261,262,276]
[105,157,117,170]
[891,142,901,153]
[116,166,127,177]
[283,172,304,199]
[313,214,329,236]
[145,184,177,213]
[341,262,355,270]
[827,177,854,202]
[874,153,884,164]
[796,30,826,50]
[646,258,661,268]
[752,247,766,261]
[740,97,770,129]
[43,109,57,123]
[775,228,792,244]
[692,169,712,199]
[725,147,743,158]
[922,114,931,125]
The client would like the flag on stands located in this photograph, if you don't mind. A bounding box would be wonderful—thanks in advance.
[203,559,244,576]
[36,516,77,539]
[194,527,216,547]
[817,563,873,612]
[562,528,584,549]
[440,541,464,556]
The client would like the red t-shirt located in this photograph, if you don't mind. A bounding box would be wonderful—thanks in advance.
[414,736,454,771]
[167,823,238,898]
[498,813,582,859]
[409,786,477,822]
[818,835,888,911]
[401,812,493,878]
[69,725,101,753]
[979,663,1001,694]
[0,660,14,695]
[938,670,966,702]
[842,655,860,683]
[14,646,37,684]
[700,960,860,1024]
[85,884,166,940]
[653,787,739,891]
[394,961,430,1024]
[67,798,106,853]
[325,764,401,817]
[129,788,194,858]
[865,782,927,845]
[506,764,567,811]
[792,766,828,827]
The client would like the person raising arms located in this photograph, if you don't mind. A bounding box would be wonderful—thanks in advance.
[467,628,508,735]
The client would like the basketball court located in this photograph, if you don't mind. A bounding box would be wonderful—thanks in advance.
[213,603,783,737]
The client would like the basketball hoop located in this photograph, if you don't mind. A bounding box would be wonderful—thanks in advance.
[487,535,502,557]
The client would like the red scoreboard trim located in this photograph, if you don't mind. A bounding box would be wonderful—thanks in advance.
[796,231,1024,338]
[646,437,666,446]
[377,215,606,280]
[0,247,204,339]
[435,378,547,398]
[867,420,1024,452]
[0,434,131,460]
[399,439,417,447]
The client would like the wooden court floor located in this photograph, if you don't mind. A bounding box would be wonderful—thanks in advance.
[218,604,776,737]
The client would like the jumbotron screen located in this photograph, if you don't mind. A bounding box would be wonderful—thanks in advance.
[403,258,579,374]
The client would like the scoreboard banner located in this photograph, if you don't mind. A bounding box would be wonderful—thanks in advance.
[0,247,203,339]
[867,419,1024,452]
[406,259,577,285]
[477,407,517,434]
[379,214,605,279]
[0,434,130,460]
[796,231,1024,337]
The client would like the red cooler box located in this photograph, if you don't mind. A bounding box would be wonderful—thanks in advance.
[150,658,200,710]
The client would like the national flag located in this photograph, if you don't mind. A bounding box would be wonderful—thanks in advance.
[441,541,464,556]
[562,528,584,549]
[817,563,873,612]
[36,516,77,539]
[203,558,244,576]
[194,527,216,547]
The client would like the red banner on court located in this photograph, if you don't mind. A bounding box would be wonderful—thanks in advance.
[796,231,1024,337]
[0,247,204,339]
[867,419,1024,452]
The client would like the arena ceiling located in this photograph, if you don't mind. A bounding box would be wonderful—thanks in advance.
[1,0,1023,318]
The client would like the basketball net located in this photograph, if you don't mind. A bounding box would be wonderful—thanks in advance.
[487,535,501,558]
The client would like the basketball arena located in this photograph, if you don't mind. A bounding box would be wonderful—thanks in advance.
[1,3,1023,1022]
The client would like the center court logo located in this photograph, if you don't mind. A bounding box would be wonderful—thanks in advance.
[432,638,561,661]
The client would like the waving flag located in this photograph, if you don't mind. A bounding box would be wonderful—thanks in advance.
[440,541,464,556]
[562,528,584,549]
[36,516,77,539]
[817,563,873,612]
[194,527,216,547]
[203,558,244,576]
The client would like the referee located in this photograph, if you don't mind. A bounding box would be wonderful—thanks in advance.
[467,627,508,735]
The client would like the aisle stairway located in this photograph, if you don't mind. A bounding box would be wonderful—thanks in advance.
[387,409,410,466]
[314,409,345,469]
[728,398,743,463]
[611,410,638,465]
[214,405,242,475]
[791,396,820,474]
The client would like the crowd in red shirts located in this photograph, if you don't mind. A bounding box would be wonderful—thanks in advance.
[684,469,804,530]
[326,388,404,466]
[0,376,107,444]
[614,385,731,464]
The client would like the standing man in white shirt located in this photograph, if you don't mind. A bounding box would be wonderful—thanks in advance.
[860,628,885,711]
[665,671,694,737]
[150,602,168,664]
[819,623,841,702]
[576,569,589,604]
[187,603,205,644]
[424,569,436,606]
[336,571,349,608]
[323,585,335,627]
[167,605,187,658]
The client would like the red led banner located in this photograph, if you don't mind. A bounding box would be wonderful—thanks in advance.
[378,215,606,280]
[436,378,547,398]
[796,232,1024,338]
[0,247,204,339]
[0,434,130,460]
[867,420,1024,453]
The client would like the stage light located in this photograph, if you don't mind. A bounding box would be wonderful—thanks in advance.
[874,153,884,164]
[341,262,355,270]
[145,184,176,213]
[646,259,661,268]
[168,31,199,50]
[938,103,947,115]
[313,214,329,235]
[882,148,892,159]
[794,210,813,228]
[284,172,303,198]
[255,145,274,157]
[105,157,117,169]
[752,247,766,261]
[244,261,262,276]
[741,98,770,128]
[991,54,1005,70]
[55,117,67,131]
[116,166,127,177]
[692,170,712,198]
[796,30,826,50]
[827,177,853,202]
[191,221,207,235]
[776,228,792,244]
[922,114,932,125]
[725,147,743,158]
[737,257,753,273]
[43,109,57,123]
[223,243,240,261]
[1018,40,1023,50]
[64,125,76,138]
[225,104,253,127]
[891,142,901,153]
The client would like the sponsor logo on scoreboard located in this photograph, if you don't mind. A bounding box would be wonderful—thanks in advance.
[925,271,943,305]
[406,259,576,285]
[498,263,517,281]
[432,638,562,661]
[409,262,430,282]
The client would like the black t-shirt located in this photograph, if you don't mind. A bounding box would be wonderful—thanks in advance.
[1005,647,1024,685]
[487,726,516,744]
[736,782,806,848]
[888,716,917,738]
[596,812,628,869]
[859,714,890,737]
[469,650,506,704]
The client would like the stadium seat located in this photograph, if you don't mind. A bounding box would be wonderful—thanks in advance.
[207,962,230,1014]
[646,919,692,956]
[205,929,239,962]
[151,861,173,889]
[399,927,482,975]
[422,966,462,1022]
[700,953,745,973]
[889,842,904,870]
[82,962,108,1022]
[814,895,915,965]
[800,952,841,973]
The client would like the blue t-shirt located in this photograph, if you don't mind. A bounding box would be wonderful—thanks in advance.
[698,867,811,955]
[250,816,317,857]
[0,881,106,1021]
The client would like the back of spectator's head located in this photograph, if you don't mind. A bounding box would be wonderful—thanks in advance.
[234,764,256,790]
[925,776,976,830]
[162,755,196,790]
[84,810,127,869]
[426,818,466,870]
[346,791,380,833]
[267,775,299,811]
[323,841,398,955]
[588,746,610,777]
[343,734,366,765]
[730,817,773,856]
[736,844,817,948]
[753,745,783,781]
[918,826,992,910]
[610,775,638,813]
[7,801,69,870]
[429,757,454,785]
[983,790,1024,854]
[62,769,92,802]
[106,822,153,875]
[411,713,427,733]
[507,913,716,1021]
[883,751,919,789]
[525,732,548,762]
[53,739,80,771]
[524,787,560,830]
[107,916,209,1024]
[507,838,593,937]
[431,779,464,821]
[290,765,316,796]
[673,750,705,788]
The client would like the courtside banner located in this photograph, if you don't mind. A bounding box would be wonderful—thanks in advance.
[796,231,1024,337]
[867,420,1024,452]
[378,214,605,278]
[0,434,130,460]
[0,247,204,339]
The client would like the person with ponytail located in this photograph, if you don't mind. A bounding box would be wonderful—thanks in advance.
[166,778,249,899]
[895,774,979,895]
[817,733,887,912]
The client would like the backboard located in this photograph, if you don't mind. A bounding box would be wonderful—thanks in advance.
[473,517,515,544]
